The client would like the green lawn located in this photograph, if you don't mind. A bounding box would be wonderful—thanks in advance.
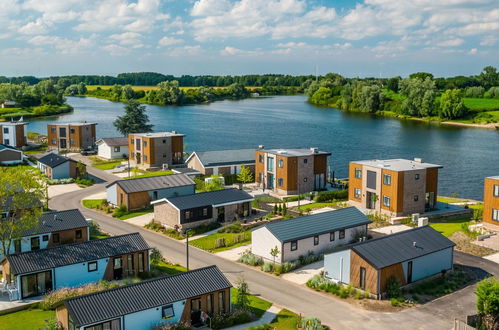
[190,232,251,252]
[463,98,499,110]
[82,199,106,209]
[125,170,174,179]
[230,288,272,318]
[0,309,55,330]
[295,202,340,211]
[249,309,300,330]
[152,261,187,275]
[93,161,123,170]
[115,208,152,220]
[429,218,470,237]
[437,196,469,204]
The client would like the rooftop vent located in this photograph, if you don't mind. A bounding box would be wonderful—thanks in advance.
[310,147,318,153]
[258,145,265,149]
[172,131,177,134]
[414,158,424,163]
[413,241,417,248]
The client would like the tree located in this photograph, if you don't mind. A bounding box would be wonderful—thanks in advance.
[76,161,87,179]
[0,167,46,257]
[478,66,498,89]
[309,87,334,106]
[356,85,384,113]
[226,83,249,99]
[155,80,184,105]
[237,165,254,184]
[235,277,250,311]
[475,277,499,329]
[439,89,467,119]
[399,77,436,117]
[205,175,224,191]
[409,72,434,81]
[270,245,280,265]
[113,99,153,136]
[386,77,400,93]
[282,202,287,215]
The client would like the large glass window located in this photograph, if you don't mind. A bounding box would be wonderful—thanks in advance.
[207,293,214,314]
[83,319,120,330]
[267,157,274,172]
[127,255,134,275]
[355,168,362,179]
[76,230,82,239]
[494,185,499,197]
[366,171,377,189]
[383,174,391,185]
[31,237,40,251]
[138,252,144,273]
[218,291,226,313]
[52,233,60,243]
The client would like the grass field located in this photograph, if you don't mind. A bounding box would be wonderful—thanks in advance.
[190,232,251,252]
[230,287,273,318]
[125,170,174,179]
[463,98,499,110]
[295,202,341,211]
[429,218,470,237]
[115,208,152,220]
[82,199,106,209]
[0,309,55,330]
[436,196,469,203]
[249,309,300,330]
[153,260,187,275]
[89,156,125,170]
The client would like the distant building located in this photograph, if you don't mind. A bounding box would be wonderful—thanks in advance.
[255,146,331,195]
[0,144,24,165]
[0,101,16,108]
[47,122,97,151]
[0,122,27,148]
[484,176,499,226]
[348,158,442,217]
[37,153,84,179]
[324,226,455,298]
[128,131,184,169]
[152,188,254,230]
[96,137,129,159]
[251,207,371,263]
[106,174,196,211]
[186,149,256,176]
[56,266,232,329]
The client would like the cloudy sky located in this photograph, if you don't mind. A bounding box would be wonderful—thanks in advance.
[0,0,498,77]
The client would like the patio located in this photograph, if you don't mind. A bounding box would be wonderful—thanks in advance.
[0,294,40,316]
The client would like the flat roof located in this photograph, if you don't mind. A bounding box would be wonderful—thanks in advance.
[131,131,184,138]
[259,148,331,157]
[487,176,499,180]
[153,188,253,210]
[353,158,443,171]
[50,122,97,126]
[189,149,256,167]
[107,174,195,194]
[0,122,26,126]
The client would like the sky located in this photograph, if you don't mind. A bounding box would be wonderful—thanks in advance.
[0,0,498,78]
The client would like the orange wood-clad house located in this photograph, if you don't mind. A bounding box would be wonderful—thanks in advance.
[128,131,184,169]
[484,176,499,226]
[47,122,97,151]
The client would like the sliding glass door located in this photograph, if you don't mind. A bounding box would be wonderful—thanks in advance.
[21,271,53,299]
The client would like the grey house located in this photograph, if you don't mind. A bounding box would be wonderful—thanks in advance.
[251,207,371,263]
[152,188,254,230]
[186,149,255,176]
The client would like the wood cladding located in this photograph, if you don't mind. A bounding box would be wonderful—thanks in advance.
[379,262,406,292]
[348,163,363,202]
[313,154,327,174]
[380,169,404,213]
[484,177,499,225]
[255,150,265,184]
[180,288,231,326]
[350,250,379,294]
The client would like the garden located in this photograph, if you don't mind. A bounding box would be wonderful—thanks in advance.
[82,199,152,220]
[239,251,323,276]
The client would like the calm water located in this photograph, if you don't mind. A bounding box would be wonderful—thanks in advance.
[28,95,499,200]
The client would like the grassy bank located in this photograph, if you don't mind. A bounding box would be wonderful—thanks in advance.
[0,104,72,120]
[0,309,55,330]
[190,232,251,252]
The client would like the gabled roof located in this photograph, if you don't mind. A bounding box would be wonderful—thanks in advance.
[23,209,88,236]
[97,137,128,147]
[261,207,371,243]
[0,144,21,152]
[6,233,149,275]
[152,188,253,210]
[106,174,195,194]
[65,266,232,327]
[37,153,74,168]
[187,149,256,167]
[351,226,455,269]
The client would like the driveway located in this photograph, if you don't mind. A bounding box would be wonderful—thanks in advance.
[281,260,323,285]
[48,183,83,198]
[48,166,499,330]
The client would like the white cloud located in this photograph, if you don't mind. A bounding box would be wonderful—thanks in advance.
[27,35,95,54]
[437,38,464,47]
[168,45,202,56]
[102,44,130,56]
[468,48,478,54]
[220,46,262,56]
[158,36,184,46]
[480,35,498,46]
[191,0,231,16]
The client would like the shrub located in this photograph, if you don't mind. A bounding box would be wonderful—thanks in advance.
[314,190,348,202]
[218,221,244,233]
[215,237,226,248]
[300,317,325,330]
[238,252,264,266]
[113,205,128,218]
[210,310,252,329]
[262,262,274,273]
[386,276,401,298]
[75,178,93,186]
[153,322,191,330]
[390,298,400,307]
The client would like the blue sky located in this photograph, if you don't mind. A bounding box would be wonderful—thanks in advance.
[0,0,498,78]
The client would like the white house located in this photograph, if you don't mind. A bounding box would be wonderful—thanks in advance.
[0,122,27,148]
[251,207,371,263]
[96,137,129,159]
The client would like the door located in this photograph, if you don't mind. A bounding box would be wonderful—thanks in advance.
[314,173,324,190]
[136,152,141,164]
[359,267,366,290]
[191,298,202,325]
[407,261,413,284]
[21,271,52,299]
[425,192,435,210]
[113,257,123,280]
[217,206,225,222]
[366,192,375,209]
[267,174,274,190]
[60,139,67,149]
[31,237,40,251]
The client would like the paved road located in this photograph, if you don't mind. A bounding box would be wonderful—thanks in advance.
[49,165,499,330]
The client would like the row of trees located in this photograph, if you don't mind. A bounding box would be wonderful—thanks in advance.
[0,80,68,107]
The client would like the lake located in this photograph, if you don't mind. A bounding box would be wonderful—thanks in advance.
[27,95,499,200]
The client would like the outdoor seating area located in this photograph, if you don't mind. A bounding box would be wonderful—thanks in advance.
[0,281,19,301]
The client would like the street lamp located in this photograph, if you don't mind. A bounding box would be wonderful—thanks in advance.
[185,228,192,271]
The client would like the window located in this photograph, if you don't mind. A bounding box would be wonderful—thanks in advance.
[330,232,335,241]
[355,168,362,179]
[415,174,420,180]
[14,239,21,254]
[313,235,319,246]
[88,261,97,272]
[59,127,66,137]
[153,191,158,200]
[303,177,308,182]
[339,230,345,239]
[207,294,214,314]
[493,209,499,222]
[138,252,144,273]
[3,127,8,133]
[219,291,226,313]
[291,240,298,251]
[42,235,49,241]
[163,153,166,158]
[114,146,120,152]
[354,188,361,199]
[383,195,391,207]
[278,159,284,168]
[31,237,40,251]
[303,158,308,164]
[267,157,274,171]
[383,174,391,185]
[4,139,9,145]
[203,208,208,216]
[259,154,264,163]
[494,185,499,197]
[70,128,75,134]
[75,229,82,239]
[278,178,283,187]
[360,267,366,290]
[70,139,75,145]
[143,140,147,147]
[162,139,167,143]
[366,171,377,189]
[52,233,60,243]
[113,257,122,269]
[185,211,192,220]
[414,195,419,202]
[51,127,56,134]
[51,139,57,145]
[143,155,148,161]
[127,254,134,275]
[162,304,174,319]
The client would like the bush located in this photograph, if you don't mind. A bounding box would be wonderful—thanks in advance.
[75,178,93,186]
[47,178,75,185]
[262,262,274,272]
[386,276,401,298]
[210,310,252,329]
[218,221,244,233]
[314,190,348,202]
[238,252,264,266]
[390,297,400,307]
[153,322,191,330]
[113,205,128,218]
[300,317,325,330]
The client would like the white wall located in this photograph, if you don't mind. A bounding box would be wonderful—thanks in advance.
[324,249,351,284]
[251,226,282,262]
[51,161,70,179]
[54,258,109,289]
[123,300,186,330]
[106,184,118,206]
[98,144,128,160]
[1,124,16,146]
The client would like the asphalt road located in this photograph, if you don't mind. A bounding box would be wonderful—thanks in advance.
[49,165,499,330]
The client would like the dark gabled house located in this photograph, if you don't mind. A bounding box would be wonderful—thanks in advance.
[37,153,84,180]
[324,226,455,298]
[151,188,254,231]
[0,144,24,165]
[106,174,196,211]
[186,149,256,176]
[56,265,232,330]
[1,233,150,300]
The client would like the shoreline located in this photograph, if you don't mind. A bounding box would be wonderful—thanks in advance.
[0,104,73,122]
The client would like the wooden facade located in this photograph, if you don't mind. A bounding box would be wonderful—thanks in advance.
[129,133,184,169]
[47,123,96,150]
[350,250,379,294]
[46,227,88,248]
[484,177,499,226]
[103,250,149,281]
[116,184,152,211]
[180,288,231,325]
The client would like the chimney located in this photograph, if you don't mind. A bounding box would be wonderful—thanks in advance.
[414,158,424,163]
[172,131,177,134]
[310,147,318,153]
[258,145,265,149]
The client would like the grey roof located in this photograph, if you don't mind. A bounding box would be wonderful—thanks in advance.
[65,266,232,327]
[262,207,371,243]
[52,122,96,126]
[260,148,331,157]
[0,144,21,152]
[37,153,73,168]
[487,176,499,180]
[191,149,255,167]
[172,167,201,175]
[351,226,455,269]
[23,209,88,236]
[98,137,128,147]
[7,233,149,275]
[131,131,184,138]
[155,188,253,210]
[107,174,195,194]
[353,159,443,171]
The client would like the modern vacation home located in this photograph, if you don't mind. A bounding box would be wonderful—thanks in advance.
[128,131,184,169]
[96,137,129,159]
[185,149,256,176]
[56,265,232,330]
[483,176,499,226]
[323,226,455,298]
[255,146,331,196]
[106,174,196,211]
[0,122,27,148]
[1,233,150,300]
[0,209,89,259]
[0,144,24,165]
[47,122,97,151]
[151,188,254,230]
[348,158,442,217]
[37,153,84,180]
[251,207,371,263]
